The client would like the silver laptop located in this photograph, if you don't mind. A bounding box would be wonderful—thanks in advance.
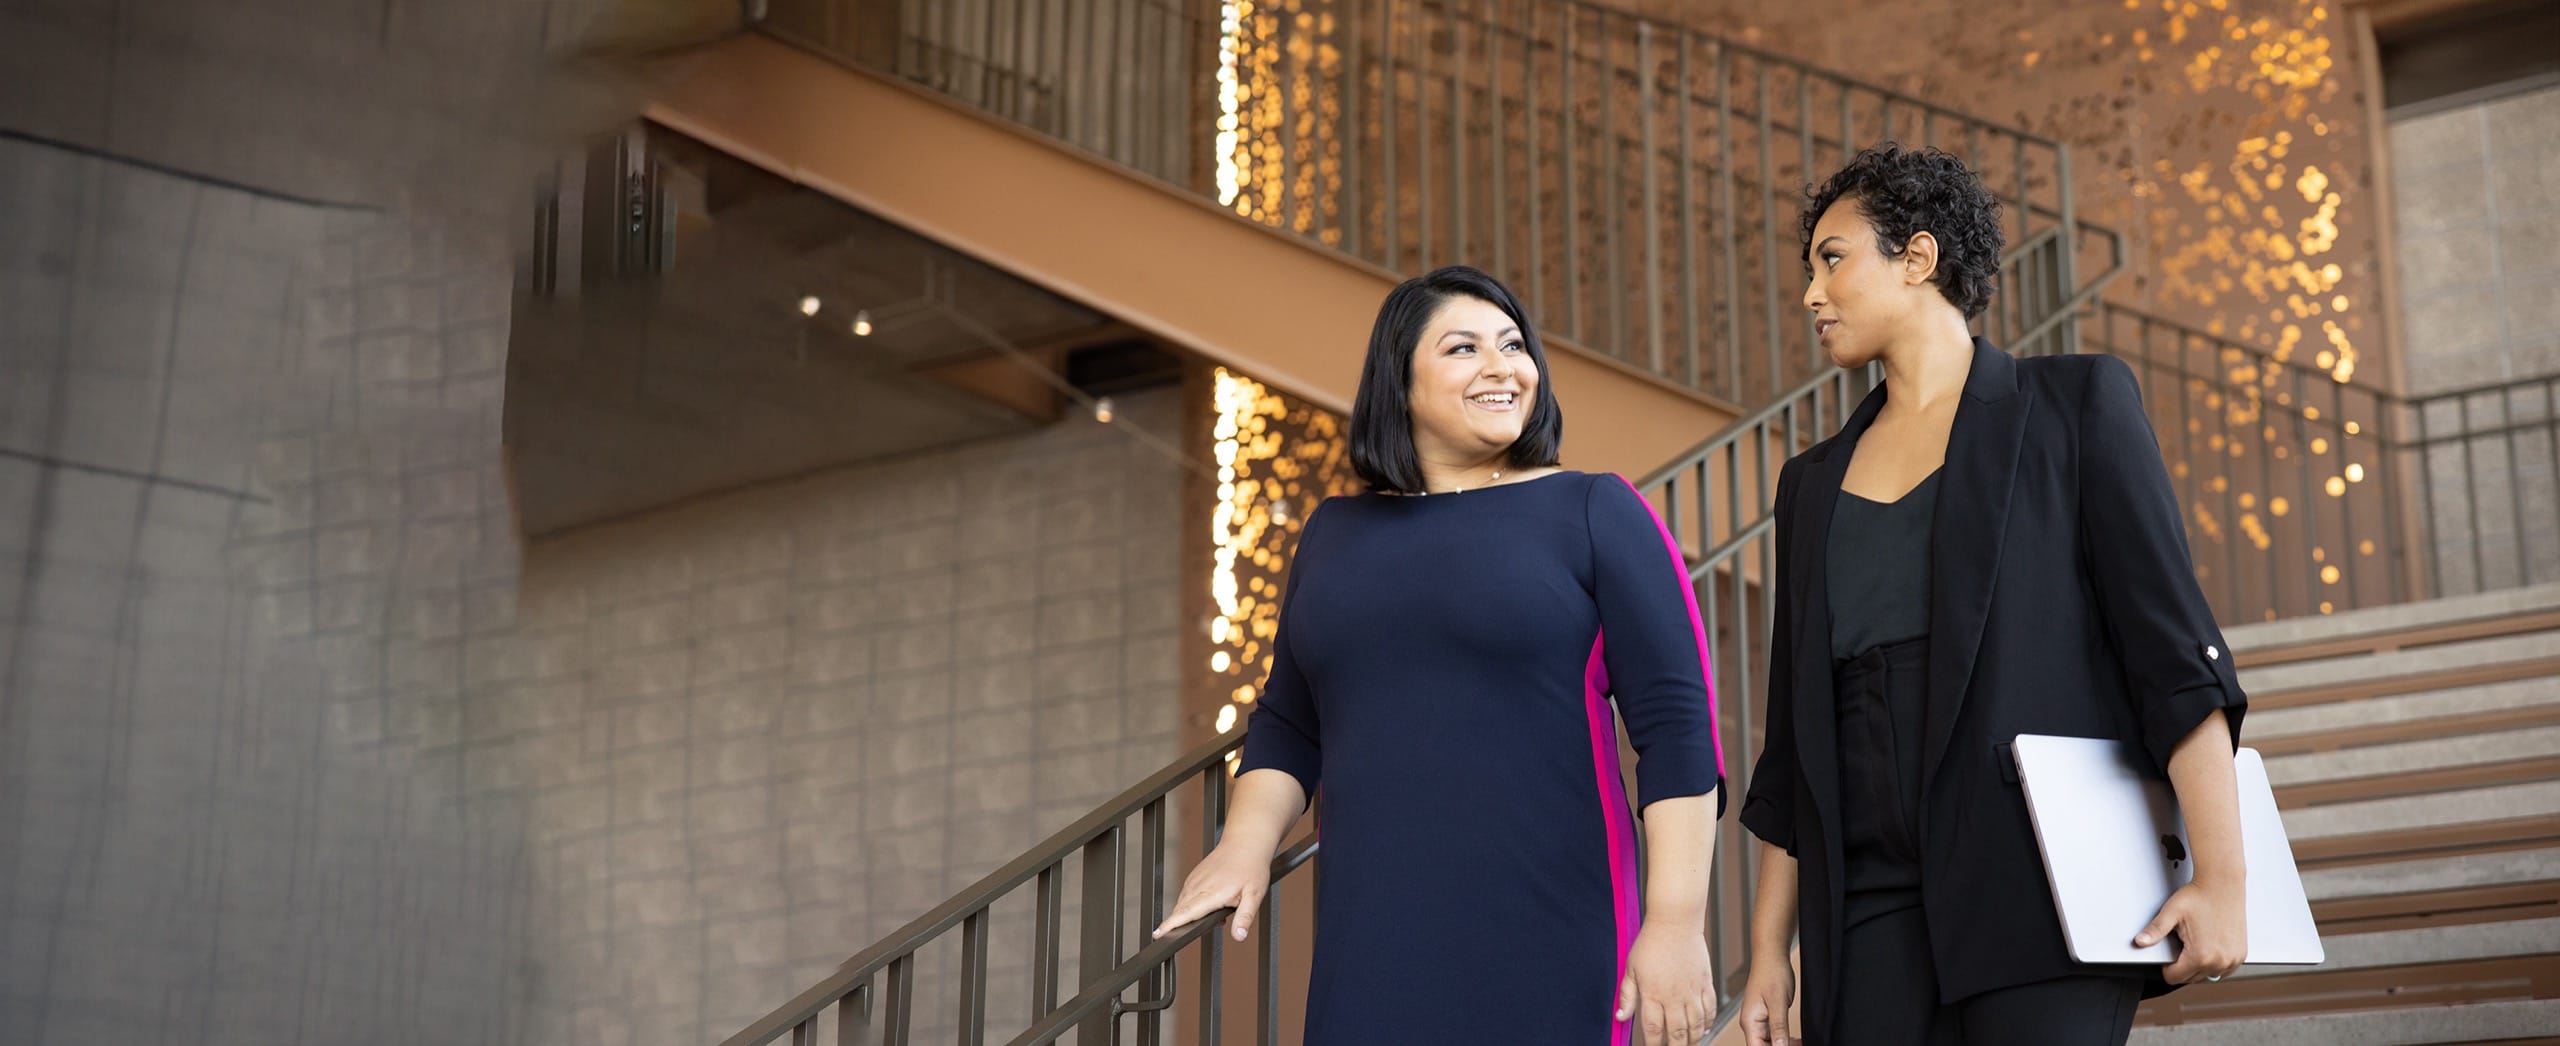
[2012,733,2325,966]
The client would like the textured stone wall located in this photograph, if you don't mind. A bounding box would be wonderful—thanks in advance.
[2390,83,2560,594]
[0,130,1191,1046]
[2390,83,2560,394]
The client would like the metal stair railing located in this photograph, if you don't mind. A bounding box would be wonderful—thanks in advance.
[2082,302,2560,621]
[714,730,1306,1046]
[753,0,2123,407]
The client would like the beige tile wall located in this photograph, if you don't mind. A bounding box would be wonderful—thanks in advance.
[2392,84,2560,395]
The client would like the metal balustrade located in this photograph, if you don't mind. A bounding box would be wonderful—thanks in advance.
[719,732,1306,1046]
[2085,305,2560,620]
[756,0,2123,405]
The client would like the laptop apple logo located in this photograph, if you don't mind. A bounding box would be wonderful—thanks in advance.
[2160,834,2188,867]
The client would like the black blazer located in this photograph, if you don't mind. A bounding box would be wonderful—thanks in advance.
[1739,339,2247,1041]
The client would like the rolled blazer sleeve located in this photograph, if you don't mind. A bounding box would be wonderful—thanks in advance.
[2078,355,2247,774]
[1739,459,1802,854]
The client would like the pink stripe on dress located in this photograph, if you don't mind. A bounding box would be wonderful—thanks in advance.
[1584,635,1640,1046]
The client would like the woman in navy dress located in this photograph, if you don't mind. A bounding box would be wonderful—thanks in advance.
[1152,266,1730,1045]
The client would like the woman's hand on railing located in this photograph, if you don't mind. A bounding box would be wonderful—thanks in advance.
[1737,960,1797,1046]
[1151,843,1273,943]
[1617,920,1718,1045]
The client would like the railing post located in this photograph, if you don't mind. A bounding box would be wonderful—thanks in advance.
[1036,862,1064,1015]
[960,910,992,1046]
[2461,394,2484,595]
[1079,826,1126,1045]
[1602,9,1627,364]
[1448,0,1466,264]
[2385,396,2426,598]
[1678,30,1699,389]
[1485,2,1505,281]
[839,981,872,1046]
[1256,887,1281,1046]
[885,954,917,1045]
[1279,0,1297,233]
[1524,0,1544,315]
[1381,0,1400,271]
[1756,60,1779,398]
[2055,144,2080,356]
[1198,767,1230,1045]
[1140,798,1169,1045]
[1561,8,1580,338]
[1639,21,1662,376]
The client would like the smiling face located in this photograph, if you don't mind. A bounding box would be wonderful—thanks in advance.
[1405,294,1540,466]
[1802,195,1940,370]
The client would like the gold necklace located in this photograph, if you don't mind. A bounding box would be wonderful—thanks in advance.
[1445,468,1503,494]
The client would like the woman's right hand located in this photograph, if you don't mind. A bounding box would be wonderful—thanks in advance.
[1150,843,1273,942]
[1738,961,1797,1046]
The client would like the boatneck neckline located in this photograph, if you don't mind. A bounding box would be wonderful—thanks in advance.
[1371,470,1584,499]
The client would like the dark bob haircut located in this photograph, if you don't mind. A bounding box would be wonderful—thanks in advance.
[1348,266,1563,494]
[1800,144,2005,320]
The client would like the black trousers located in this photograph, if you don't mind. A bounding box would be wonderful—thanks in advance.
[1831,905,2141,1046]
[1827,645,2142,1046]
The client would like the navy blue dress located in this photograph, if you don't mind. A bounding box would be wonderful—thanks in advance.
[1239,470,1727,1045]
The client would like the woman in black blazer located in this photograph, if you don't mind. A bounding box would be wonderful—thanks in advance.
[1733,146,2252,1046]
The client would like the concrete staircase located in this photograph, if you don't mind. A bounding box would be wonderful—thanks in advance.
[2132,583,2560,1045]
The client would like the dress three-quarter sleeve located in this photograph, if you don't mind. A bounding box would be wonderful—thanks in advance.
[2079,355,2248,774]
[1589,475,1730,816]
[1236,502,1325,803]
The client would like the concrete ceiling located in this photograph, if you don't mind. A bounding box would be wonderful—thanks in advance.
[503,123,1135,536]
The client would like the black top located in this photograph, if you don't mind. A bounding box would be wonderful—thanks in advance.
[1826,469,1939,661]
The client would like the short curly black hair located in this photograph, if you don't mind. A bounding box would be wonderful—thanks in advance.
[1800,144,2004,319]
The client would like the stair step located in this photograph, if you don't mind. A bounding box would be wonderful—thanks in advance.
[2273,726,2560,782]
[2241,633,2560,707]
[2225,580,2560,664]
[2268,725,2560,786]
[2296,846,2560,935]
[2306,847,2560,903]
[2132,998,2560,1045]
[2133,922,2560,1029]
[2276,755,2560,809]
[2285,781,2560,842]
[2265,724,2560,808]
[2242,916,2560,979]
[2284,780,2560,869]
[2242,675,2560,741]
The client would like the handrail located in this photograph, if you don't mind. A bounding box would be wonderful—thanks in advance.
[721,736,1227,1044]
[1002,838,1320,1046]
[718,728,1284,1046]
